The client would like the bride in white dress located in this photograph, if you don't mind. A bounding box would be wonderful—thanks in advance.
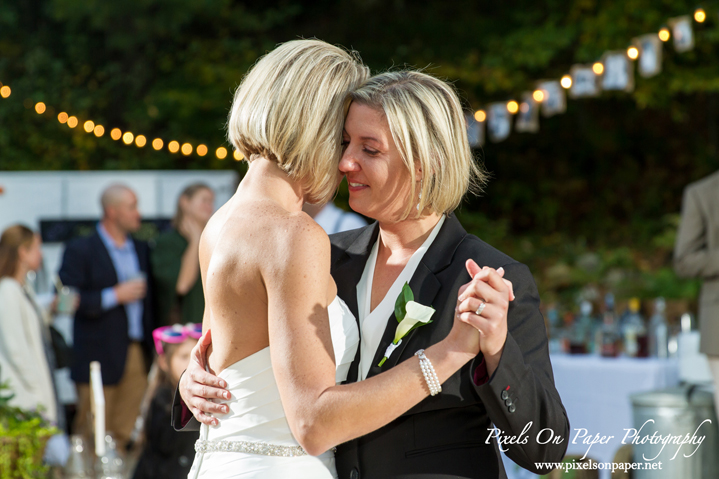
[187,39,490,478]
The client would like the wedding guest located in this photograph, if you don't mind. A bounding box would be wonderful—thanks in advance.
[58,184,155,450]
[132,324,201,479]
[674,169,719,417]
[152,183,215,326]
[303,201,367,234]
[0,225,59,424]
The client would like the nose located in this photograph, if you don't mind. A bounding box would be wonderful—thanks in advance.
[339,149,360,174]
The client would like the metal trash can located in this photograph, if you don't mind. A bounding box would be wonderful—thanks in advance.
[630,386,718,479]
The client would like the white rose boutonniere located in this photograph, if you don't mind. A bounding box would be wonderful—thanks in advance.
[377,283,435,367]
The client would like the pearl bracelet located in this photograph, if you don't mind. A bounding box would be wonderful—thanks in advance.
[415,349,442,396]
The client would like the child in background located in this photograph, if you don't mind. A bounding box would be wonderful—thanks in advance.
[132,324,202,479]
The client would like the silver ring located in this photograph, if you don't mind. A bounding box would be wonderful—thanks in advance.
[475,301,486,316]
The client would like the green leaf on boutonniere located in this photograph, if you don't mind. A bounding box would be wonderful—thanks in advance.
[378,285,434,367]
[394,282,414,321]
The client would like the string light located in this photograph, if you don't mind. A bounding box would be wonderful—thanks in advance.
[110,128,122,140]
[533,90,545,102]
[135,135,147,147]
[123,132,134,145]
[506,100,519,114]
[216,147,228,159]
[57,112,68,124]
[197,144,208,157]
[659,27,671,42]
[474,110,486,122]
[83,120,95,133]
[592,62,604,75]
[35,102,46,114]
[234,150,244,161]
[694,8,706,23]
[67,116,78,128]
[0,86,10,98]
[94,125,105,137]
[181,143,193,155]
[152,138,164,150]
[561,75,573,89]
[168,141,180,153]
[627,46,639,60]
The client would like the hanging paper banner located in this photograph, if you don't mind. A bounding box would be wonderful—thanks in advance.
[465,112,485,147]
[537,80,566,117]
[515,92,539,133]
[569,65,600,98]
[487,102,511,143]
[633,34,662,78]
[668,15,694,52]
[601,51,634,92]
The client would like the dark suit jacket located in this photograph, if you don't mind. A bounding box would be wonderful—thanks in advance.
[59,231,154,385]
[172,214,568,478]
[331,214,568,479]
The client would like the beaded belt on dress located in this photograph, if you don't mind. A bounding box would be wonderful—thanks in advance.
[195,439,313,457]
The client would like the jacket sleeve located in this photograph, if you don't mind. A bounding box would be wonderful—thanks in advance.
[0,285,37,393]
[58,240,104,317]
[171,372,201,432]
[470,262,569,472]
[674,186,719,279]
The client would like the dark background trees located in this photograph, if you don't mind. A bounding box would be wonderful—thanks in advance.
[2,0,715,305]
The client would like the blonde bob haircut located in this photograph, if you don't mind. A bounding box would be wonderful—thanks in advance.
[228,39,369,203]
[349,71,487,219]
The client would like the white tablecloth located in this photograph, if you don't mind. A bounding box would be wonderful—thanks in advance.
[502,354,679,479]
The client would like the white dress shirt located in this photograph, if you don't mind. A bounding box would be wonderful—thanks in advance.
[355,216,445,380]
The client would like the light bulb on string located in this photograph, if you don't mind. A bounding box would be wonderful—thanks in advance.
[506,101,519,114]
[152,138,163,150]
[35,102,46,114]
[627,46,639,60]
[234,150,244,161]
[94,125,105,137]
[561,75,572,89]
[216,147,228,159]
[0,86,10,98]
[695,8,706,23]
[181,143,193,155]
[168,141,180,153]
[136,135,147,147]
[123,132,134,145]
[592,62,604,75]
[83,120,95,133]
[197,145,208,157]
[474,110,486,122]
[659,27,671,42]
[110,128,122,140]
[532,90,544,102]
[67,116,78,128]
[57,112,69,124]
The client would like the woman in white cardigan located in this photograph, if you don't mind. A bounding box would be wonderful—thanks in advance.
[0,224,57,423]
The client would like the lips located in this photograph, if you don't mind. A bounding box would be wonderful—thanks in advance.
[346,179,369,192]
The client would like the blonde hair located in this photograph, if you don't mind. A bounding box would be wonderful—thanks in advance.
[350,71,487,219]
[228,39,370,203]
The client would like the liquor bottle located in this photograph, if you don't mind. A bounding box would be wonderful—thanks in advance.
[622,298,647,357]
[569,301,593,354]
[600,293,620,357]
[649,298,669,358]
[546,306,564,354]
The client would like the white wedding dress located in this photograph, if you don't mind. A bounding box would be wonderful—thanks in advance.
[188,296,359,479]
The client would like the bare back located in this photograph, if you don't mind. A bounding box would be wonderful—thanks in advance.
[200,183,336,375]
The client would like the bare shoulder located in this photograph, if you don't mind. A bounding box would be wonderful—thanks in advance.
[270,211,331,273]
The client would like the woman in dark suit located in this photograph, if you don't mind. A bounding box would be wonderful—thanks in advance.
[177,70,568,479]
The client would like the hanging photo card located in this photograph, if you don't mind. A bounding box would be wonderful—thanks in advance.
[465,112,485,147]
[487,102,511,143]
[515,92,539,133]
[601,51,634,92]
[569,65,600,98]
[668,15,694,53]
[537,80,566,117]
[634,34,662,78]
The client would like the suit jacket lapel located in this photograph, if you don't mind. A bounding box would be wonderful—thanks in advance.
[91,232,119,285]
[366,214,467,378]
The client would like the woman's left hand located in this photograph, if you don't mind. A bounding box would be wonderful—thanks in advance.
[455,259,514,375]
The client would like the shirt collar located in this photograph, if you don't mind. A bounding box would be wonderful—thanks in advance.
[97,223,133,253]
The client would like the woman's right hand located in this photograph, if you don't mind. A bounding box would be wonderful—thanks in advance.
[179,329,232,426]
